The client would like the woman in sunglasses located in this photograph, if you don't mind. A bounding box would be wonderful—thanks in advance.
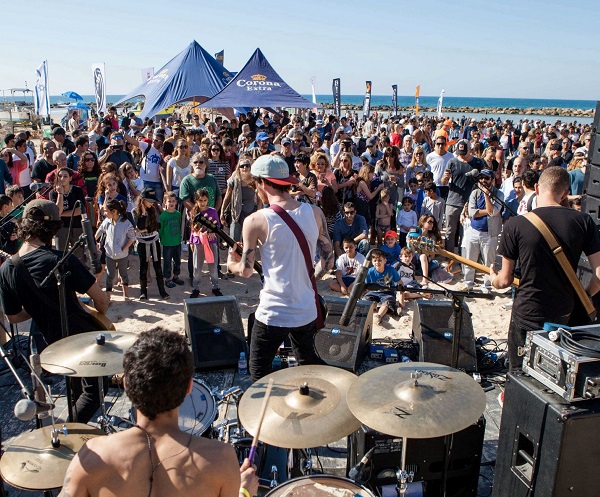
[405,145,429,183]
[166,139,191,195]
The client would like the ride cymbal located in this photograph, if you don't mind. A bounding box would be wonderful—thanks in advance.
[40,331,138,377]
[0,423,105,490]
[239,365,361,448]
[347,362,486,438]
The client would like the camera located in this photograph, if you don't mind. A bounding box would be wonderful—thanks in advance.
[113,145,123,150]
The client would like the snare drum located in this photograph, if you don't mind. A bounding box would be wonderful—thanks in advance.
[265,475,375,496]
[131,379,217,436]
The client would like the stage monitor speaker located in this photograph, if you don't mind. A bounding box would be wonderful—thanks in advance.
[582,194,600,227]
[348,417,485,496]
[492,372,600,497]
[583,164,600,198]
[314,296,374,372]
[412,300,477,372]
[587,100,600,166]
[184,296,247,370]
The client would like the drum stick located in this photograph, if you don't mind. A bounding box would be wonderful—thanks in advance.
[248,378,274,464]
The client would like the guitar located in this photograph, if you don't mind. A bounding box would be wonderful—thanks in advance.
[408,237,521,288]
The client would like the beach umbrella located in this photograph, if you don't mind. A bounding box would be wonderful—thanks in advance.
[62,91,83,101]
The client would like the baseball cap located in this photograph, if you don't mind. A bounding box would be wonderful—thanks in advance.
[256,132,270,142]
[384,230,398,240]
[478,169,494,179]
[316,119,324,125]
[140,188,159,203]
[443,119,454,127]
[456,140,469,155]
[52,127,66,136]
[23,199,60,222]
[251,154,298,185]
[366,136,377,147]
[281,137,292,146]
[550,142,562,151]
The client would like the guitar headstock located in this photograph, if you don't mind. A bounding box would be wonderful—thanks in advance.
[194,212,218,231]
[408,236,439,255]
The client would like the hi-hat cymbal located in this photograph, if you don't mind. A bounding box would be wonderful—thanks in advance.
[347,362,486,438]
[239,365,361,448]
[0,423,105,490]
[40,331,138,377]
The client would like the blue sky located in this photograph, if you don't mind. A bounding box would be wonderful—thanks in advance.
[1,0,598,99]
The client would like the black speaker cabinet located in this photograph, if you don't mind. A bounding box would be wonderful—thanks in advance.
[184,295,247,370]
[587,100,600,166]
[583,164,600,198]
[348,417,485,496]
[412,300,477,372]
[582,194,600,227]
[314,296,374,372]
[492,372,600,497]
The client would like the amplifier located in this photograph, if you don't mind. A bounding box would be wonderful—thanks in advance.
[522,325,600,401]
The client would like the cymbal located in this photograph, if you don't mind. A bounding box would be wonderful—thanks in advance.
[238,365,361,448]
[40,331,138,377]
[347,362,486,438]
[0,423,105,490]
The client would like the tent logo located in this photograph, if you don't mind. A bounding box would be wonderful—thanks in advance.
[237,73,281,92]
[148,69,169,84]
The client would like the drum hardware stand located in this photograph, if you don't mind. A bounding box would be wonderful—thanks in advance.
[269,465,280,489]
[395,437,414,495]
[42,234,90,423]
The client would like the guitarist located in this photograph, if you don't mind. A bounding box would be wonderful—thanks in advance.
[0,199,109,422]
[490,167,600,372]
[227,155,332,382]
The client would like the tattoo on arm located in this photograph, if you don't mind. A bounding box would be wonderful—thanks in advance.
[242,248,254,269]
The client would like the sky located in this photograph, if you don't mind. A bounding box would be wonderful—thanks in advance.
[1,0,599,100]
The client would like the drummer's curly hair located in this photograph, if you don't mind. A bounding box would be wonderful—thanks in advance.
[124,327,194,420]
[19,219,63,245]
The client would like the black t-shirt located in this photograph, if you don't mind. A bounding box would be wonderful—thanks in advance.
[446,156,485,207]
[0,246,97,346]
[31,159,56,182]
[498,206,600,321]
[49,185,86,228]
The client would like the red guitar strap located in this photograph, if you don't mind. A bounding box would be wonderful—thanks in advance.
[269,204,324,329]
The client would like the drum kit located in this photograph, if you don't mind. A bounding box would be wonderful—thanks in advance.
[0,330,487,497]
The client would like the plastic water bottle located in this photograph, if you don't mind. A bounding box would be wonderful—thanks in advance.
[238,352,248,376]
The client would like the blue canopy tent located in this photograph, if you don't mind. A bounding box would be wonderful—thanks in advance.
[115,41,233,119]
[198,48,316,110]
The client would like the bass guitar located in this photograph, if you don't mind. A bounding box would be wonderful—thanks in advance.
[408,237,521,288]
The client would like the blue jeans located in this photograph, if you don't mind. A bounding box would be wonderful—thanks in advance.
[143,180,163,205]
[163,244,181,279]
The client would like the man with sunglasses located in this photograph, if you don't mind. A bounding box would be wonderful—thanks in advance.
[426,136,454,199]
[100,132,134,168]
[124,129,165,202]
[332,202,370,258]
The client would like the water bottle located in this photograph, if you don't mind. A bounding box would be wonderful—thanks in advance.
[401,356,412,363]
[238,352,248,376]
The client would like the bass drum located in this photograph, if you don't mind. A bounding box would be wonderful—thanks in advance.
[233,439,289,493]
[265,475,375,497]
[131,379,217,436]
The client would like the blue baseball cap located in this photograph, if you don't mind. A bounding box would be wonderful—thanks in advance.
[256,132,270,142]
[251,155,298,185]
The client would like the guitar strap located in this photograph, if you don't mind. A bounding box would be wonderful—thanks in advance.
[524,211,596,322]
[269,204,324,330]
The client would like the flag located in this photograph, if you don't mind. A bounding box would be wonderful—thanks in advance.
[310,76,317,114]
[92,63,107,114]
[332,78,341,118]
[363,81,372,118]
[215,50,224,66]
[34,60,50,117]
[392,85,398,117]
[415,85,421,116]
[437,89,445,118]
[141,67,154,83]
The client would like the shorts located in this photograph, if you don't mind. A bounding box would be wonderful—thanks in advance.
[363,291,398,312]
[342,276,355,287]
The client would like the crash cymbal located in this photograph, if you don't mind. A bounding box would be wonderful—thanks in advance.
[0,423,105,490]
[347,362,486,439]
[239,365,361,448]
[40,331,138,377]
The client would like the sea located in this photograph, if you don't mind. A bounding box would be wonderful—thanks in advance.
[27,94,598,125]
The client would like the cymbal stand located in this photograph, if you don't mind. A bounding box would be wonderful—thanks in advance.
[96,376,114,434]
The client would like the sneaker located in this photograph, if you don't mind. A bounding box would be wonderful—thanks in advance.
[498,391,504,408]
[165,280,177,288]
[172,277,185,286]
[480,286,491,294]
[160,292,170,300]
[225,270,236,279]
[182,243,188,252]
[212,288,223,297]
[218,269,227,280]
[190,289,200,299]
[139,292,148,300]
[458,285,474,292]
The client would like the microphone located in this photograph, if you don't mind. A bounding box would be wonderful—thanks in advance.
[340,253,371,326]
[464,168,481,178]
[14,398,56,421]
[29,182,52,192]
[30,336,48,419]
[348,446,375,483]
[81,204,102,274]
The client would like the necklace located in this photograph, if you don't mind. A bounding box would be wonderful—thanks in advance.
[134,424,193,497]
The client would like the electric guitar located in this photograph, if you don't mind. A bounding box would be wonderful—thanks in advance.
[408,237,521,288]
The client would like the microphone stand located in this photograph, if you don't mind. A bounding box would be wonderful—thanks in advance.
[479,183,516,217]
[40,234,90,423]
[0,185,52,230]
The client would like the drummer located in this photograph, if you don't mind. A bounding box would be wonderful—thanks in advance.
[59,327,258,497]
[0,199,109,423]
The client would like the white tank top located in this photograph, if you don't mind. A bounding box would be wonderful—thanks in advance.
[255,202,319,327]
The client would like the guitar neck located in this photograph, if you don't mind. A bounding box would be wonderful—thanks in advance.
[204,222,264,277]
[436,246,520,287]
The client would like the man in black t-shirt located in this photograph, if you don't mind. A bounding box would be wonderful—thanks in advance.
[31,139,57,183]
[0,199,109,422]
[490,167,600,371]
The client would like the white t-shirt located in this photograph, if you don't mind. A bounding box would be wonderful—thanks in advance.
[336,252,366,278]
[138,141,163,183]
[167,158,191,189]
[426,151,455,185]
